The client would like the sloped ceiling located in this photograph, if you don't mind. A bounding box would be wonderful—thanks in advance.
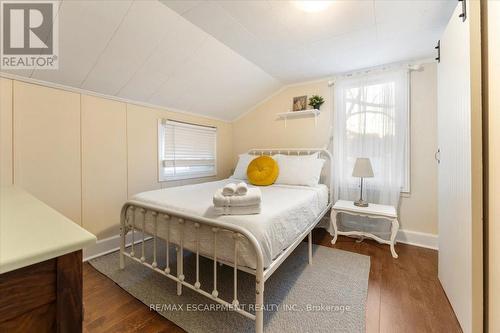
[2,0,281,121]
[1,0,456,121]
[163,0,456,83]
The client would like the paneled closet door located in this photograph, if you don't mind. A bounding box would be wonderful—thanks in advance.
[437,2,472,333]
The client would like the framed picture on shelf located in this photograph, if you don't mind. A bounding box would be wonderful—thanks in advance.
[292,95,307,111]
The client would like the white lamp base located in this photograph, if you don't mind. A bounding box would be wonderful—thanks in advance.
[354,199,369,207]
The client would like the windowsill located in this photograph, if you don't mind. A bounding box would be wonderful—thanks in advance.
[344,186,411,197]
[159,174,217,182]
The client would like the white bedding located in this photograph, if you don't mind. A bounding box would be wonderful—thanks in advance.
[129,179,329,269]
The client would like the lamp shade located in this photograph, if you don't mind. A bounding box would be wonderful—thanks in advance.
[352,158,374,178]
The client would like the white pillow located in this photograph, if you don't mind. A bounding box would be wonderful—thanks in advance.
[232,154,255,180]
[275,157,325,187]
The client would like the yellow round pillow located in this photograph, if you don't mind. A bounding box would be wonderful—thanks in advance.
[246,156,279,186]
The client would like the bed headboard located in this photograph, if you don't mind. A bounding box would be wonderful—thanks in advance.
[247,148,333,204]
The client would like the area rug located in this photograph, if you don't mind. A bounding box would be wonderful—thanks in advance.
[89,240,370,332]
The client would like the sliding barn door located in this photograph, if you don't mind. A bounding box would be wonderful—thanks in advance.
[437,2,482,332]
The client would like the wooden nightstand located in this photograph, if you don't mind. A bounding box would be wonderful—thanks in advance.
[331,200,399,258]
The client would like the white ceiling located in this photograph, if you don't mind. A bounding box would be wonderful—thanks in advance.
[2,0,456,120]
[163,0,456,83]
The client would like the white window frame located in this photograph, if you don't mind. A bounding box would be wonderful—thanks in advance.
[403,77,411,194]
[158,119,217,182]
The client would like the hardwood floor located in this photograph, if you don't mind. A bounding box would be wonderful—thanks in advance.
[83,229,462,333]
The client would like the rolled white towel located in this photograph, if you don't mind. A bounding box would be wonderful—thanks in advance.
[222,183,237,196]
[235,182,248,196]
[213,188,261,207]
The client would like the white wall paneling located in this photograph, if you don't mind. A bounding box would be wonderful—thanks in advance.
[0,78,13,186]
[437,1,482,332]
[4,79,233,239]
[13,81,82,224]
[81,95,128,239]
[485,1,500,331]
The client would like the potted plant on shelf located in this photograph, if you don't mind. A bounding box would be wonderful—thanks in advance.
[308,95,325,110]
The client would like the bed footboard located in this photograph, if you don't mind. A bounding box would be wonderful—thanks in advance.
[119,147,332,333]
[119,201,265,333]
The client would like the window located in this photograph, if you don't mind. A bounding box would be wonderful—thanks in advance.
[334,69,410,196]
[158,120,217,181]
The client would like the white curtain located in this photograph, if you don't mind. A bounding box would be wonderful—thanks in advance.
[332,69,409,237]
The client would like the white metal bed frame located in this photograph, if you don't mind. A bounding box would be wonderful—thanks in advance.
[119,148,333,333]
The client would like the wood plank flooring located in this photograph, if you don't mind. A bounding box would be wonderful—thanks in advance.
[83,229,462,333]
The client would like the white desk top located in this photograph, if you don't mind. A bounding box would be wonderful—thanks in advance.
[0,186,96,274]
[333,200,397,218]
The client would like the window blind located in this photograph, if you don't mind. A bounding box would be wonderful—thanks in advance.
[158,120,217,181]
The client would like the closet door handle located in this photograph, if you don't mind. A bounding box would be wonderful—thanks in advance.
[435,149,441,164]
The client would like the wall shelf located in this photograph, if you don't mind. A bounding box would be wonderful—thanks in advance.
[276,109,320,128]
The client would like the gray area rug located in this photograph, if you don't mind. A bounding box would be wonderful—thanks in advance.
[89,240,370,333]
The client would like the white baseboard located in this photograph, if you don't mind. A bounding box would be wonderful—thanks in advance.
[83,232,150,262]
[397,229,438,250]
[84,228,438,262]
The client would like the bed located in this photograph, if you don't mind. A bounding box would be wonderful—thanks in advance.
[119,148,332,333]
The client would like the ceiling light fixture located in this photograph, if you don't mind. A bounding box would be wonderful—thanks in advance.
[294,1,331,13]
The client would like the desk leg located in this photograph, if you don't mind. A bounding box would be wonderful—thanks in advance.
[390,218,399,258]
[331,210,338,245]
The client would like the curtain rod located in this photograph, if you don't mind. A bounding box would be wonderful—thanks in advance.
[328,62,426,86]
[165,118,217,129]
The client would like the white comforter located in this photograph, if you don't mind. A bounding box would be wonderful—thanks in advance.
[129,179,329,269]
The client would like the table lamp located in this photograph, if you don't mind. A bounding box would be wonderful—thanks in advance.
[352,157,374,207]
